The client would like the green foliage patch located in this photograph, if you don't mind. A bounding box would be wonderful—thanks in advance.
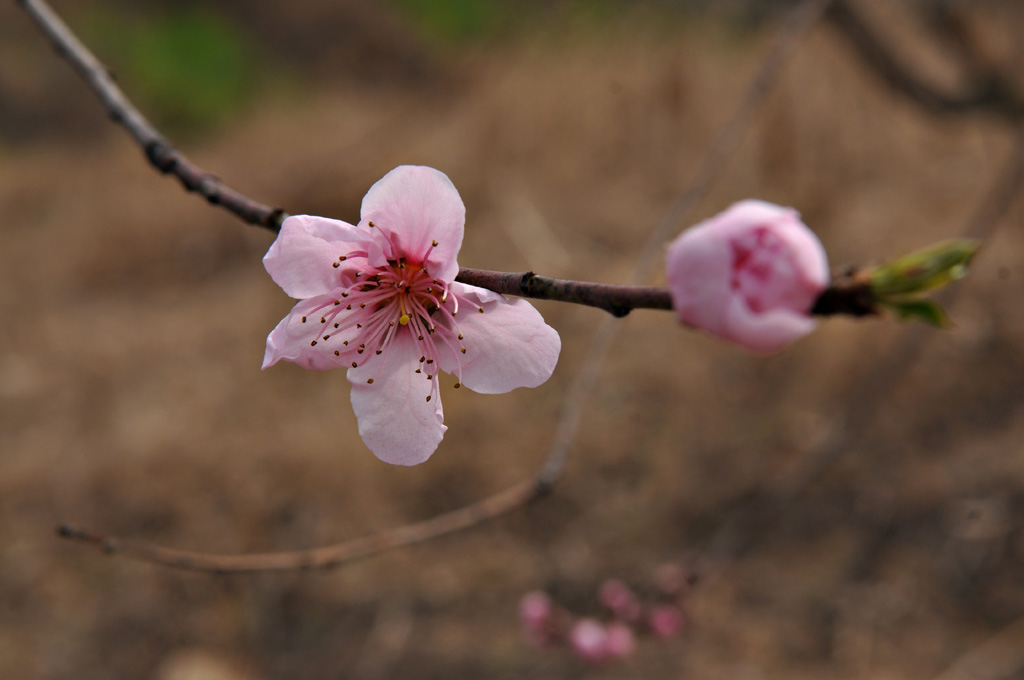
[76,6,256,133]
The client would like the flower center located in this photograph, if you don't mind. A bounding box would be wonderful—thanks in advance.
[300,254,471,398]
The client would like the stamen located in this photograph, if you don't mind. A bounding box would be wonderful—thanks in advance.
[422,239,439,263]
[366,379,374,384]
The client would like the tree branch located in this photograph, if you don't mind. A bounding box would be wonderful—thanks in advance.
[38,0,833,572]
[20,0,876,320]
[454,269,671,318]
[58,481,539,573]
[17,0,289,232]
[456,266,874,318]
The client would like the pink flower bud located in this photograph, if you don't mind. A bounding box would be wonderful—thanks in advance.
[570,619,610,664]
[519,591,553,629]
[665,200,829,354]
[519,591,555,647]
[598,579,641,622]
[652,563,689,597]
[604,622,637,659]
[647,605,686,638]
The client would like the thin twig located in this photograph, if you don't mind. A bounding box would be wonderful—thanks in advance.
[535,0,837,488]
[826,0,1024,120]
[17,0,288,231]
[455,268,873,318]
[43,0,829,572]
[455,269,671,318]
[58,481,537,573]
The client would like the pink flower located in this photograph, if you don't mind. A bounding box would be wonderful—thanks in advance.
[519,591,553,628]
[652,563,690,596]
[598,579,641,622]
[263,166,561,465]
[569,619,636,664]
[519,591,557,648]
[603,622,637,658]
[665,200,829,354]
[569,619,610,664]
[647,605,686,638]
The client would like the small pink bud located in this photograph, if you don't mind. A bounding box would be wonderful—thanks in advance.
[598,579,641,622]
[519,591,556,648]
[604,622,636,658]
[652,563,688,597]
[519,591,552,629]
[570,619,610,664]
[647,605,686,638]
[666,199,829,354]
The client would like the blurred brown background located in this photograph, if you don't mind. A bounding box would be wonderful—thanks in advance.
[2,1,1024,678]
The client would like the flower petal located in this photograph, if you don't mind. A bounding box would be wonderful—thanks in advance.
[348,332,446,465]
[722,296,818,355]
[665,225,734,336]
[263,294,354,371]
[709,200,829,299]
[264,215,368,299]
[439,283,561,394]
[360,166,465,281]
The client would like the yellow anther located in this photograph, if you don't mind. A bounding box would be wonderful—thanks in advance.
[399,298,410,326]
